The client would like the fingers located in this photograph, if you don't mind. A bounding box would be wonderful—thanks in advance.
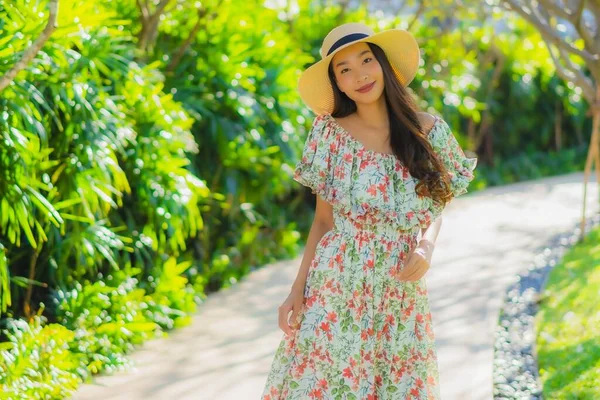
[278,303,303,336]
[278,303,293,336]
[397,257,429,282]
[396,254,417,280]
[289,311,299,330]
[403,264,424,281]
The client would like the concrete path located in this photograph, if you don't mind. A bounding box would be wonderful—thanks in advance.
[72,171,599,400]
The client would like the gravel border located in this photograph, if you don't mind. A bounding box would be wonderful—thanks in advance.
[492,214,600,399]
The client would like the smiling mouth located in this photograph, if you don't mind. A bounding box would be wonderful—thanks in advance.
[357,82,375,92]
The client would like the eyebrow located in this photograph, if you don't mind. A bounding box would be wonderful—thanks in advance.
[334,50,372,68]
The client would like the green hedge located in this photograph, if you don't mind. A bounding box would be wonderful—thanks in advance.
[0,0,593,396]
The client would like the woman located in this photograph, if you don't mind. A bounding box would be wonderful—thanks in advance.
[262,22,477,399]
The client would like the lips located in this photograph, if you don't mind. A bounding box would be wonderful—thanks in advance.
[357,82,375,92]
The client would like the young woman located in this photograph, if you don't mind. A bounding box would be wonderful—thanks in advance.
[262,22,477,399]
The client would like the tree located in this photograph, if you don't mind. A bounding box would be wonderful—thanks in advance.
[501,0,600,239]
[0,0,58,92]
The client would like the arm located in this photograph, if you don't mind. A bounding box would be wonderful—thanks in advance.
[291,195,334,293]
[396,216,443,282]
[419,215,442,265]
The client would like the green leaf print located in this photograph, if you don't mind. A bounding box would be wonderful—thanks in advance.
[352,324,360,333]
[289,381,299,389]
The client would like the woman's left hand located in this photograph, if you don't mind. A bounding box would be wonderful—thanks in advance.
[395,239,435,282]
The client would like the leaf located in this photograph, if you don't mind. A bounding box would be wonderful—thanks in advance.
[10,276,48,288]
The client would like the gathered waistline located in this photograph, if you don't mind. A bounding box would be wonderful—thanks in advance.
[331,216,419,240]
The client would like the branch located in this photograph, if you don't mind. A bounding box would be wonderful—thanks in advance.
[543,36,596,102]
[0,0,59,92]
[167,6,208,72]
[136,0,149,20]
[574,0,600,54]
[504,0,599,62]
[539,0,599,53]
[407,3,425,31]
[537,0,573,20]
[155,0,171,16]
[166,0,224,72]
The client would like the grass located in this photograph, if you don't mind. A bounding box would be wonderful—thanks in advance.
[535,224,600,399]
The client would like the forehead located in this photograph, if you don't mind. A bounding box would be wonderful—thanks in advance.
[331,42,371,67]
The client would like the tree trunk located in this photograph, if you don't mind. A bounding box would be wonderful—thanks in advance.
[555,101,562,151]
[579,84,600,241]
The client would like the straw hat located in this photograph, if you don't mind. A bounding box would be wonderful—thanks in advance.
[298,22,420,115]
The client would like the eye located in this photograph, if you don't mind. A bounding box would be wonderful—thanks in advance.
[340,68,349,74]
[364,57,372,63]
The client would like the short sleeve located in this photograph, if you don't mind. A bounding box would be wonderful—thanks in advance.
[428,118,478,198]
[293,114,337,201]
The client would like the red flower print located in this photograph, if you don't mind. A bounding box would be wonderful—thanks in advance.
[328,142,337,154]
[410,387,420,397]
[335,252,343,264]
[317,378,328,390]
[309,388,323,399]
[403,302,415,317]
[415,377,424,388]
[385,314,395,325]
[320,322,331,333]
[375,375,383,386]
[367,184,378,196]
[361,329,369,341]
[343,367,354,379]
[349,356,357,367]
[416,313,424,323]
[367,394,378,400]
[326,311,338,323]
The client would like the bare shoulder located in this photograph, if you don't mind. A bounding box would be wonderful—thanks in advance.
[416,112,438,135]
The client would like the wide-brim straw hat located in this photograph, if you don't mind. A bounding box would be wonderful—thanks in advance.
[298,22,420,115]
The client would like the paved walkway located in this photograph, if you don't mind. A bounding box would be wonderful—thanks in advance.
[72,171,599,400]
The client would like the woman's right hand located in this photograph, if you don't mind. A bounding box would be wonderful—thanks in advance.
[278,286,306,336]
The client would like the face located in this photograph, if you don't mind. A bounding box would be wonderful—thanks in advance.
[331,42,384,105]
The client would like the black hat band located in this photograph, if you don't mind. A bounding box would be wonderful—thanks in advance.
[326,33,370,56]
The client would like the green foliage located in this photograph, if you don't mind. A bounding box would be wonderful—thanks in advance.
[141,257,198,330]
[0,316,81,399]
[535,225,600,398]
[0,257,198,398]
[53,270,161,378]
[0,0,596,395]
[474,144,588,188]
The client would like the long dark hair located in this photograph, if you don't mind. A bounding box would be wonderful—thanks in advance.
[327,42,453,207]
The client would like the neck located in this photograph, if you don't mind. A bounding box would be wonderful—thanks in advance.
[355,96,389,130]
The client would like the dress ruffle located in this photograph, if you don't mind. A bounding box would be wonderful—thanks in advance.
[427,117,478,198]
[293,113,477,230]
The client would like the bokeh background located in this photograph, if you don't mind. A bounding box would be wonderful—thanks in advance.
[0,0,599,399]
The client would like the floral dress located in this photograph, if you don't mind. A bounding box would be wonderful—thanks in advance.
[261,113,477,400]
